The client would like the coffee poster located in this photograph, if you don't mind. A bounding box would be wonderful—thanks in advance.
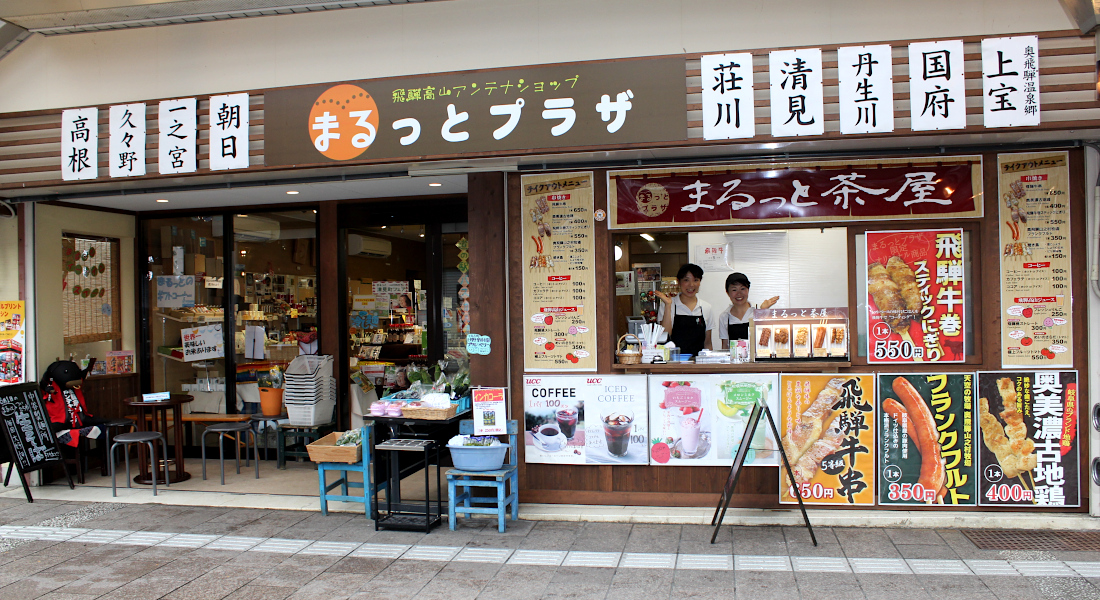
[520,172,598,372]
[779,374,876,506]
[877,373,977,506]
[997,152,1073,368]
[976,371,1079,507]
[523,375,648,465]
[647,374,779,467]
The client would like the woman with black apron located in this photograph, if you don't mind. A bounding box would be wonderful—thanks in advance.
[655,264,713,358]
[719,272,779,348]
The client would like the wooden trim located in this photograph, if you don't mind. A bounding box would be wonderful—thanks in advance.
[467,172,508,388]
[317,202,341,426]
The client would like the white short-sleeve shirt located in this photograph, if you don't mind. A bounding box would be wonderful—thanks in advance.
[658,295,714,332]
[717,305,754,341]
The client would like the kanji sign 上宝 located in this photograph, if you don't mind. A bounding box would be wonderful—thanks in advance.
[609,157,983,228]
[866,228,966,363]
[263,58,687,166]
[982,36,1040,129]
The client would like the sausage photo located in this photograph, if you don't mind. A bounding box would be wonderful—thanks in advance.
[891,377,945,503]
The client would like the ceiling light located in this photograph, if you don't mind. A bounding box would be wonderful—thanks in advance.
[381,226,387,229]
[419,233,425,238]
[640,233,654,241]
[237,214,247,217]
[614,245,623,261]
[312,210,317,214]
[286,190,299,195]
[429,182,442,187]
[156,199,169,203]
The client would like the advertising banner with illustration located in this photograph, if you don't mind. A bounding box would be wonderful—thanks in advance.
[877,373,977,506]
[997,152,1073,368]
[523,375,648,465]
[648,374,779,467]
[0,301,25,384]
[866,229,965,363]
[780,374,876,505]
[472,388,507,436]
[521,173,598,372]
[977,371,1079,507]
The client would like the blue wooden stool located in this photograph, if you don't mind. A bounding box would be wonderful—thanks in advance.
[317,425,387,519]
[447,420,519,533]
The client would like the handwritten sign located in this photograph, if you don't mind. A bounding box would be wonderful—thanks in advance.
[466,334,492,356]
[156,275,195,308]
[181,324,224,361]
[0,382,65,474]
[472,388,507,435]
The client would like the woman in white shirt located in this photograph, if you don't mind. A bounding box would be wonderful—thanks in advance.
[655,264,713,357]
[718,272,779,349]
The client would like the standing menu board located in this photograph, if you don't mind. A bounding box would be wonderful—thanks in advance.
[0,382,70,501]
[521,173,597,372]
[866,229,965,363]
[877,373,977,506]
[997,152,1073,368]
[523,375,648,465]
[976,371,1078,507]
[779,374,876,506]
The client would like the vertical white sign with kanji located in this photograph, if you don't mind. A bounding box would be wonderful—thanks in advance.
[159,98,197,174]
[768,48,824,137]
[208,93,250,171]
[700,53,755,140]
[837,45,894,134]
[61,108,98,181]
[909,40,966,131]
[109,103,146,178]
[982,36,1040,128]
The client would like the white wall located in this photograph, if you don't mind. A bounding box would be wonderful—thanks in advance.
[0,0,1076,113]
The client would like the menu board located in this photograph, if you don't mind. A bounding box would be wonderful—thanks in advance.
[0,382,65,473]
[866,229,965,363]
[0,301,25,384]
[779,374,876,506]
[521,172,597,372]
[523,375,648,465]
[976,371,1079,507]
[877,373,976,506]
[997,152,1073,368]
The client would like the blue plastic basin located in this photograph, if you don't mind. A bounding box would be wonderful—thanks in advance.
[448,443,510,471]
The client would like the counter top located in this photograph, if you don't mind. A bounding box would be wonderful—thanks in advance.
[612,361,851,373]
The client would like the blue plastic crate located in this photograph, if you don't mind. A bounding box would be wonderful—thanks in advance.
[448,443,509,471]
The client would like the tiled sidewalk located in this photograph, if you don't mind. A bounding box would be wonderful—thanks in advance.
[0,498,1097,599]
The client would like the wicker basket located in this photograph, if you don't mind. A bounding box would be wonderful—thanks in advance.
[616,334,641,365]
[400,403,459,420]
[306,432,362,464]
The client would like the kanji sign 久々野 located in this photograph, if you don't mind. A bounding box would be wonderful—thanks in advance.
[866,228,965,363]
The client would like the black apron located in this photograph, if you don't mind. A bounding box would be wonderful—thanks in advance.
[727,322,750,342]
[670,310,707,357]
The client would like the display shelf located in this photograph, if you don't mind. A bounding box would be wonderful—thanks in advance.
[611,360,851,373]
[156,351,187,363]
[155,310,223,324]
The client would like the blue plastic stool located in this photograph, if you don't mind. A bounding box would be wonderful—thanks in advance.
[317,424,387,519]
[447,420,519,533]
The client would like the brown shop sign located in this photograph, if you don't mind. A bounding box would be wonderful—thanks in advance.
[264,58,688,166]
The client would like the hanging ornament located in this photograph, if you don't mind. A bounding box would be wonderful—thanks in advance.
[457,287,470,300]
[456,237,469,250]
[458,249,469,262]
[88,246,97,258]
[457,261,469,273]
[457,273,470,286]
[73,285,82,295]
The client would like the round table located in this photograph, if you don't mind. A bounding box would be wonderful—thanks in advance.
[123,394,193,484]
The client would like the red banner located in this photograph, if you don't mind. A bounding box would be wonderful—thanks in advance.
[866,229,966,363]
[610,159,982,228]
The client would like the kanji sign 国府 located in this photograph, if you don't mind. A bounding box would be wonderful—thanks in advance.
[609,157,983,228]
[866,228,966,363]
[264,58,687,166]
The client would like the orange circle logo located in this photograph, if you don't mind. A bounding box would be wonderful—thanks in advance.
[308,84,379,161]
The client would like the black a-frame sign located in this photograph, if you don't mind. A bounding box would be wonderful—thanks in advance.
[0,383,74,502]
[710,400,817,546]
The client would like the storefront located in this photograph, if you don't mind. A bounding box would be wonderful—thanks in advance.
[0,2,1097,518]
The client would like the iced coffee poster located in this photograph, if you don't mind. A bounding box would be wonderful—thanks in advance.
[877,373,977,506]
[779,374,876,506]
[581,375,649,465]
[976,371,1079,507]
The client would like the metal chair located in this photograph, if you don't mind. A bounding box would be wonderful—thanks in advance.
[100,418,135,476]
[446,420,519,533]
[110,431,170,497]
[201,421,259,484]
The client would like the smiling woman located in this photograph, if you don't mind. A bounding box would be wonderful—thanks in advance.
[655,263,713,357]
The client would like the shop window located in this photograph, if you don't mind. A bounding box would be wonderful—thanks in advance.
[62,234,121,362]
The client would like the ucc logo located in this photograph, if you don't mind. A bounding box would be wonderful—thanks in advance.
[308,84,380,161]
[587,378,602,384]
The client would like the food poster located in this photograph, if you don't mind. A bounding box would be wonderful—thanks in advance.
[520,172,598,372]
[0,301,25,384]
[866,229,965,363]
[997,152,1073,368]
[976,371,1079,507]
[780,374,876,506]
[523,376,588,465]
[712,374,780,466]
[877,373,977,506]
[581,375,649,465]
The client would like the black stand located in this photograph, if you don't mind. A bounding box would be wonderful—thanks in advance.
[710,401,817,546]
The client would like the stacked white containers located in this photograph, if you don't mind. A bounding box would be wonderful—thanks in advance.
[284,355,336,426]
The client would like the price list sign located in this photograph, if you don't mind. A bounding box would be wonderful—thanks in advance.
[521,172,598,372]
[998,152,1072,368]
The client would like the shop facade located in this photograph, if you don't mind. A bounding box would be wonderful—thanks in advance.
[0,1,1097,518]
